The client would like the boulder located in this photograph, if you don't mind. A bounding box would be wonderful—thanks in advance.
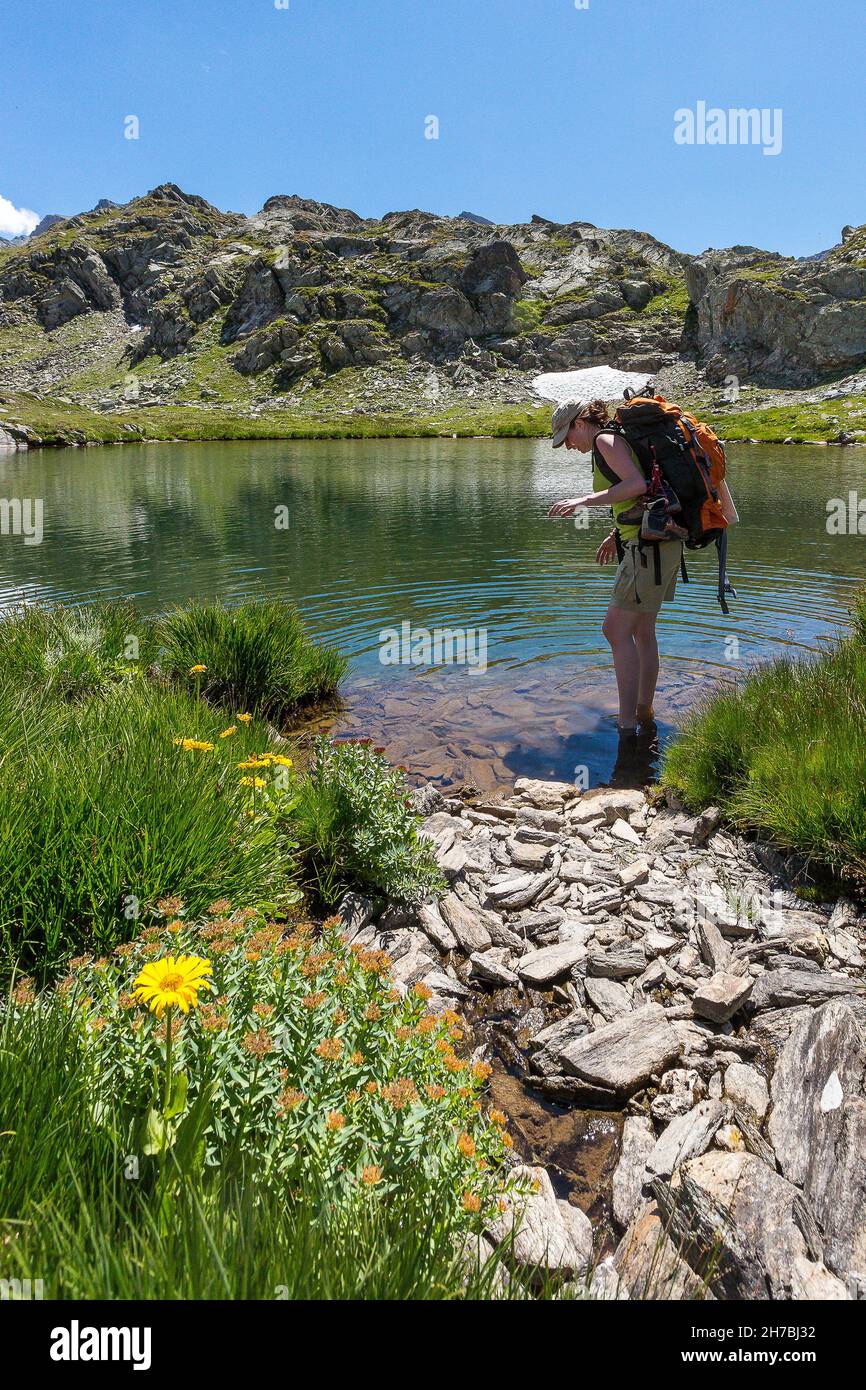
[337,892,376,942]
[583,975,633,1022]
[470,950,519,988]
[767,1002,866,1279]
[587,944,647,980]
[750,966,862,1011]
[513,777,576,810]
[646,1100,726,1179]
[612,1201,711,1300]
[485,1165,592,1280]
[414,901,458,954]
[612,1115,655,1231]
[653,1152,849,1300]
[723,1062,770,1122]
[439,892,492,953]
[517,939,585,987]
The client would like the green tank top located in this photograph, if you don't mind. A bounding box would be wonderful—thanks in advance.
[592,434,642,543]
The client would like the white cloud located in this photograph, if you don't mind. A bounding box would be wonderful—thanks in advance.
[0,194,40,237]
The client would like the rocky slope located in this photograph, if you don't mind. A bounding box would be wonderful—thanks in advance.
[350,777,866,1299]
[1,183,863,429]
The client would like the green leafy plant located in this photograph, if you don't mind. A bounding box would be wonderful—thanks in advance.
[288,737,446,908]
[0,969,519,1299]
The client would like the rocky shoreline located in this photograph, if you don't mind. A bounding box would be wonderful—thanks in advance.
[340,777,866,1300]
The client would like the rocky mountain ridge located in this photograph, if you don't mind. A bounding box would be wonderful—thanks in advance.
[0,183,864,419]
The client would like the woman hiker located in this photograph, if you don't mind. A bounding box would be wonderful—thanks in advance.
[547,398,683,736]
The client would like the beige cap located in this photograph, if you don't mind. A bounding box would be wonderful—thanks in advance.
[551,400,585,447]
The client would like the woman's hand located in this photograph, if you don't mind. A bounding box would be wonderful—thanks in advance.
[595,533,619,565]
[548,496,587,517]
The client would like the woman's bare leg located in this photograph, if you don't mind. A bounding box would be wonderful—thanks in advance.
[602,605,640,729]
[634,612,660,717]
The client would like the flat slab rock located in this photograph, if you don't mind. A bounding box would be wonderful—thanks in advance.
[513,777,576,809]
[554,1002,682,1096]
[768,1001,866,1281]
[653,1152,849,1301]
[517,939,585,987]
[646,1099,726,1180]
[750,965,863,1012]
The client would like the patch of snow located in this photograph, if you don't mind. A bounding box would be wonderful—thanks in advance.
[532,365,654,406]
[820,1070,844,1113]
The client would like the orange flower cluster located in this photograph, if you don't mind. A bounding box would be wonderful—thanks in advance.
[381,1077,418,1111]
[242,1028,274,1058]
[277,1087,305,1114]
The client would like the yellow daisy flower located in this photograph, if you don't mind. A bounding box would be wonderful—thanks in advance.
[220,726,237,738]
[189,664,207,675]
[132,954,212,1017]
[237,712,253,724]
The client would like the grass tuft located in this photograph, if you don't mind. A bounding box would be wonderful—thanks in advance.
[662,591,866,884]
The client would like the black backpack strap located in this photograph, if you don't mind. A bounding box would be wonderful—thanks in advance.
[591,433,621,486]
[652,542,662,586]
[637,539,662,587]
[613,527,624,563]
[680,551,689,584]
[715,531,736,614]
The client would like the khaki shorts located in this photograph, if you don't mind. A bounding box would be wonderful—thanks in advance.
[610,540,682,615]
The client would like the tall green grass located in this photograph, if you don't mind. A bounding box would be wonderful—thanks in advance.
[0,676,295,976]
[0,597,346,717]
[155,600,347,723]
[662,593,866,883]
[0,601,159,702]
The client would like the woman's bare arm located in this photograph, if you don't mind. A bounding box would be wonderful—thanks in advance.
[547,432,646,516]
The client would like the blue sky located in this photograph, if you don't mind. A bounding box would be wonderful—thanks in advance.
[0,0,863,255]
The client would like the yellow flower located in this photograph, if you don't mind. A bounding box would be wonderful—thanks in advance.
[189,664,207,675]
[270,754,293,768]
[457,1132,476,1158]
[240,776,266,788]
[132,954,212,1017]
[237,712,253,724]
[462,1191,481,1214]
[360,1165,383,1186]
[173,737,215,752]
[219,726,237,739]
[325,1111,345,1132]
[237,759,265,770]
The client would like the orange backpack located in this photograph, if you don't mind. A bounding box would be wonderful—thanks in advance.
[599,394,736,612]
